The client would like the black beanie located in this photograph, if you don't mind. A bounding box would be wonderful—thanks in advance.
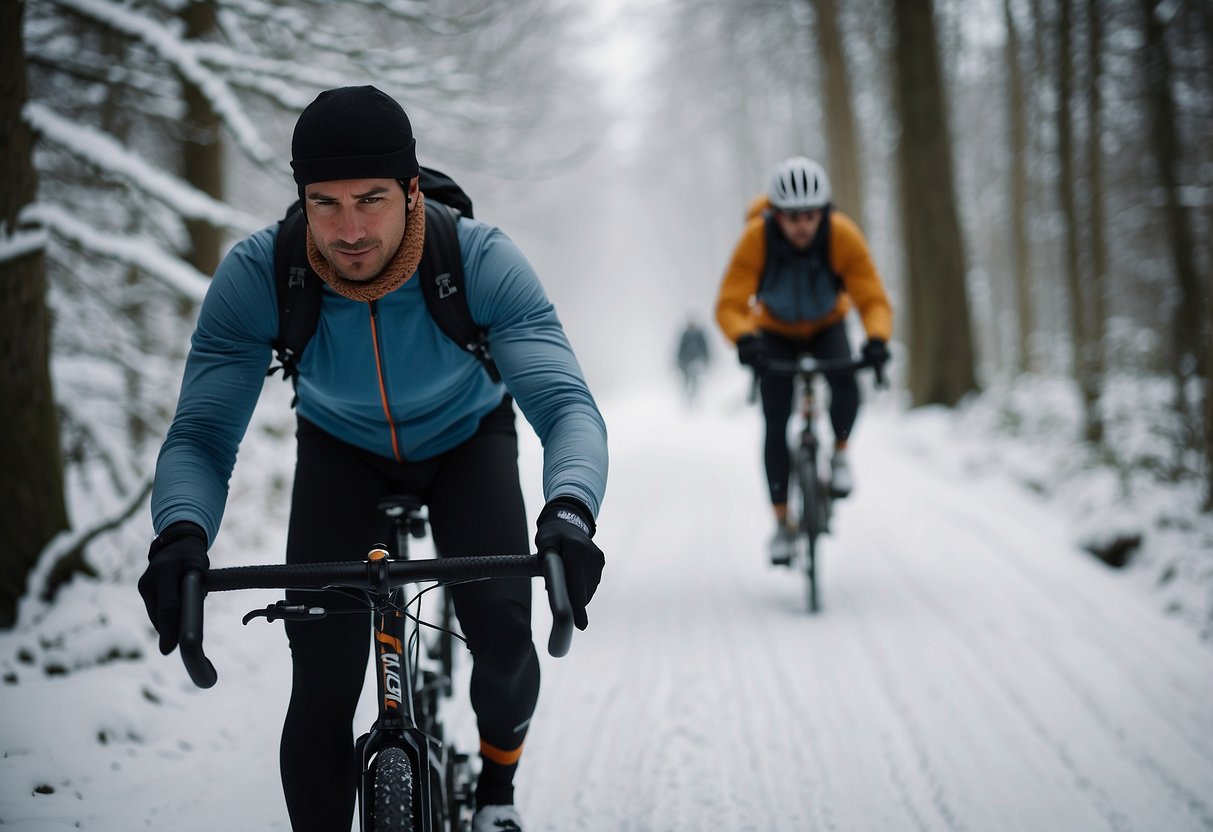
[290,86,420,190]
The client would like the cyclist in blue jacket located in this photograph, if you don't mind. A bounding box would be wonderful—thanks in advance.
[137,85,608,832]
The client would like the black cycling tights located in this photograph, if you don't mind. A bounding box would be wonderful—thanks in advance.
[279,398,536,831]
[759,323,859,506]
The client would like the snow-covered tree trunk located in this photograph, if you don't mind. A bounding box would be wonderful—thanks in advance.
[1,0,69,628]
[1004,0,1033,375]
[1084,0,1108,426]
[180,0,223,280]
[1056,0,1103,444]
[1139,0,1206,469]
[894,0,978,407]
[1206,312,1213,511]
[809,0,864,225]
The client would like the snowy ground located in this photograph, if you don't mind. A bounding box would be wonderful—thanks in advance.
[3,367,1213,831]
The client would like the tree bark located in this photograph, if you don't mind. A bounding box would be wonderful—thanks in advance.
[1139,0,1205,459]
[1004,0,1033,374]
[0,0,70,628]
[894,0,978,407]
[809,0,864,224]
[1057,0,1102,444]
[97,30,153,453]
[1206,297,1213,510]
[1084,0,1107,439]
[181,0,223,279]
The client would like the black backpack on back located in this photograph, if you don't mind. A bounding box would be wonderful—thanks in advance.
[268,167,501,399]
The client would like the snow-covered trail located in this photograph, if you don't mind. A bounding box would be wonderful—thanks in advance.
[4,375,1213,832]
[519,379,1213,832]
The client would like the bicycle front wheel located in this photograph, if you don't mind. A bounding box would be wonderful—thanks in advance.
[371,745,415,831]
[798,452,821,614]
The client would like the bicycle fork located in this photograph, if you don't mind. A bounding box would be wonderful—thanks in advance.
[356,584,444,831]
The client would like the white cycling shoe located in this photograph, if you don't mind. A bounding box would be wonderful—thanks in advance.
[472,804,525,832]
[769,522,796,566]
[830,451,853,498]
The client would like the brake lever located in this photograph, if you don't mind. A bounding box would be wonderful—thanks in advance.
[874,363,889,389]
[242,602,328,625]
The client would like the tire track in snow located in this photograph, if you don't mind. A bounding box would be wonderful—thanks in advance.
[895,482,1213,830]
[714,579,831,832]
[855,425,1213,831]
[877,427,1213,752]
[847,589,972,832]
[862,538,1140,832]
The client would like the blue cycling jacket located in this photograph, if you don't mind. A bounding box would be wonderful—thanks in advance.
[151,216,608,544]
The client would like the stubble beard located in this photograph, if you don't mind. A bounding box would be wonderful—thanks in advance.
[323,240,386,283]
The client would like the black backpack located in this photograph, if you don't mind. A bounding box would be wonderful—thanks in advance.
[268,167,501,400]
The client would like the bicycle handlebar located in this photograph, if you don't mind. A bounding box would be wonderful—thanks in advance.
[762,353,887,387]
[763,354,870,376]
[180,571,214,687]
[540,549,574,658]
[178,551,574,689]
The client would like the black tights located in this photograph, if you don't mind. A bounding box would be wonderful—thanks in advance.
[759,323,858,506]
[279,398,536,831]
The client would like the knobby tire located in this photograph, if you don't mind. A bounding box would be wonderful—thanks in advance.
[372,745,415,831]
[799,451,821,614]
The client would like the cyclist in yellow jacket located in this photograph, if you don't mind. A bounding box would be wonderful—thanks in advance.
[716,157,892,564]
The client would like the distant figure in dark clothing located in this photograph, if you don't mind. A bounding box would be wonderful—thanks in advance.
[676,318,711,404]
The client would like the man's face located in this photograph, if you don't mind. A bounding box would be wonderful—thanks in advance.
[304,177,417,282]
[773,207,824,251]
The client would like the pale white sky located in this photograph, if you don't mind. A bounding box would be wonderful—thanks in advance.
[579,0,658,151]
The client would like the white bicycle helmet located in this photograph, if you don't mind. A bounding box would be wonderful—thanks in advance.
[768,157,832,211]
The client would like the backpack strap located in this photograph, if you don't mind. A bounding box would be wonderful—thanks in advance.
[418,200,501,383]
[268,201,322,405]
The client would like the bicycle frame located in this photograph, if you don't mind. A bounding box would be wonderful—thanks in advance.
[380,495,455,703]
[792,369,824,495]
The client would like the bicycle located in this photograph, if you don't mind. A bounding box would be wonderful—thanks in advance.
[763,353,881,613]
[174,500,573,832]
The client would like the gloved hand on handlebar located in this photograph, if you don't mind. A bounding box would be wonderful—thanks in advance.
[535,497,604,631]
[138,520,209,655]
[862,337,890,387]
[736,333,769,372]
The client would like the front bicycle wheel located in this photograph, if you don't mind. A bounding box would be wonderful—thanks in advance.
[371,745,415,831]
[798,452,822,614]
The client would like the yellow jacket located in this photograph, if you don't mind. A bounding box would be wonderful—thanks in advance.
[715,197,893,344]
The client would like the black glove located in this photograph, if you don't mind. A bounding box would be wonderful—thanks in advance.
[736,334,768,371]
[535,497,604,631]
[138,521,209,655]
[862,337,890,387]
